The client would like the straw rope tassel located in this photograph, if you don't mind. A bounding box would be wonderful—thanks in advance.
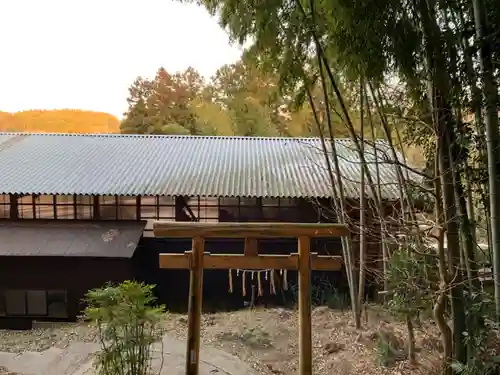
[228,269,233,293]
[283,270,288,291]
[257,272,263,296]
[270,270,276,295]
[242,271,247,296]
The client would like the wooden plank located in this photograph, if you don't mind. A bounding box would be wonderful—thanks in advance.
[311,255,343,271]
[298,236,312,375]
[185,237,204,375]
[159,253,190,269]
[159,253,342,270]
[153,222,349,238]
[203,254,298,270]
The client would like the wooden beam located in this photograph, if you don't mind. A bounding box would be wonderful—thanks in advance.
[159,253,342,270]
[159,253,190,269]
[185,237,204,375]
[298,236,312,375]
[311,255,343,271]
[244,237,258,256]
[204,254,298,270]
[153,222,349,238]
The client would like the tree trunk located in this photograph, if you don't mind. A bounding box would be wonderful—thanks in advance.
[472,0,500,320]
[449,141,479,292]
[464,160,477,245]
[439,126,467,365]
[303,0,360,327]
[406,314,416,364]
[416,0,467,364]
[371,85,418,226]
[481,190,494,265]
[316,54,360,328]
[433,146,453,374]
[366,91,389,296]
[449,141,482,363]
[358,76,367,316]
[304,72,360,328]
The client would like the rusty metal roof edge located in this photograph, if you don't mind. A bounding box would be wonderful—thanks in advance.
[0,131,388,143]
[0,191,403,202]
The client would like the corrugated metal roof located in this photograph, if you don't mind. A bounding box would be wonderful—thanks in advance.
[0,133,417,199]
[0,221,146,257]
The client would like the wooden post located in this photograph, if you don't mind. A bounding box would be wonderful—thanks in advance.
[185,236,204,375]
[298,236,312,375]
[244,237,258,256]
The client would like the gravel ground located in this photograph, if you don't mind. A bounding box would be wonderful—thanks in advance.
[0,366,20,375]
[0,323,99,353]
[0,307,444,375]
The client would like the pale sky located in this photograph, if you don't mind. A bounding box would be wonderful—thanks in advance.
[0,0,243,119]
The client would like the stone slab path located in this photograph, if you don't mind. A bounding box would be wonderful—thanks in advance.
[0,335,258,375]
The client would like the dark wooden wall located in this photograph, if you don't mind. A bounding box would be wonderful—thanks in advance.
[0,196,391,327]
[0,256,133,325]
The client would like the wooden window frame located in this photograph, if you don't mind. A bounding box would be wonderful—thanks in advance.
[0,289,68,318]
[8,193,313,224]
[0,194,10,219]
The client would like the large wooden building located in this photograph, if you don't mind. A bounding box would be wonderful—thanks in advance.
[0,133,410,327]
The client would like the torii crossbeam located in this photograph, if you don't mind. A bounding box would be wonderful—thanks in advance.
[154,222,349,375]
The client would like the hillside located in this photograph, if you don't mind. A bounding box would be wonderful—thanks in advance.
[0,110,120,133]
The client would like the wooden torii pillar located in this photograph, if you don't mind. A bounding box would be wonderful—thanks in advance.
[154,222,349,375]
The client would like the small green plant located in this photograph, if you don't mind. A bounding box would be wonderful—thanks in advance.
[451,359,500,375]
[374,332,405,367]
[451,317,500,375]
[383,239,437,363]
[287,277,350,310]
[312,278,350,310]
[217,326,273,349]
[83,280,166,375]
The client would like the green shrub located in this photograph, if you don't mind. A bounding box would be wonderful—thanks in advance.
[83,281,167,375]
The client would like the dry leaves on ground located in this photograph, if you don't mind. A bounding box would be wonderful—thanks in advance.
[0,306,443,375]
[161,306,443,375]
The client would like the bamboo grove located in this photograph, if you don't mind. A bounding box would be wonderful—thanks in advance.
[177,0,500,373]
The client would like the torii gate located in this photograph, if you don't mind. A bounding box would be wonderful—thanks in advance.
[154,222,349,375]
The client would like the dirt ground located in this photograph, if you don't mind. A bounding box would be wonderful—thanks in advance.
[0,306,443,375]
[162,307,443,375]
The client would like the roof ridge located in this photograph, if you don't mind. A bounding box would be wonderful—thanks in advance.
[0,132,367,142]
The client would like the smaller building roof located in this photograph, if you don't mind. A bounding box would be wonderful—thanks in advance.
[0,221,146,257]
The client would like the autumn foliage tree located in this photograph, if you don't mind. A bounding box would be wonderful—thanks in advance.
[121,67,206,135]
[0,110,120,133]
[120,54,408,144]
[120,57,346,138]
